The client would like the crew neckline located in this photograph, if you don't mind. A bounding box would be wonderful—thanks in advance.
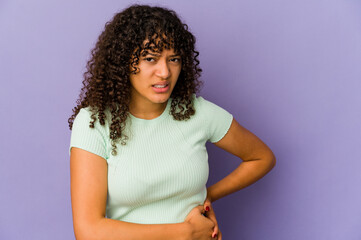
[129,98,171,124]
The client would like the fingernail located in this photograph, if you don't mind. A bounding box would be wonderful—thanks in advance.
[205,206,210,211]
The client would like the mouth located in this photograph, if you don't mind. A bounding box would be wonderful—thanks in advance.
[152,83,170,92]
[152,83,169,88]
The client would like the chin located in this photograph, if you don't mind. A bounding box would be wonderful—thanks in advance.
[151,94,171,103]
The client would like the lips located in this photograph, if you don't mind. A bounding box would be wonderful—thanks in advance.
[152,82,169,86]
[152,84,170,93]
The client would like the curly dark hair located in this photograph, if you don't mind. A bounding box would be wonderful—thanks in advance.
[68,4,203,156]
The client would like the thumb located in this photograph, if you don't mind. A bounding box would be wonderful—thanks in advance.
[196,205,206,214]
[203,198,211,211]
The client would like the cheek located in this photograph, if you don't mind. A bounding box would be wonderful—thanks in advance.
[130,72,151,89]
[174,67,182,78]
[138,66,154,78]
[129,74,141,88]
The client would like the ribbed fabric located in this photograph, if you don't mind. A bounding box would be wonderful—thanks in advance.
[69,93,233,224]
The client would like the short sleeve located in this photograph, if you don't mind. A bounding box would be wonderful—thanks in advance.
[196,95,234,143]
[69,108,109,159]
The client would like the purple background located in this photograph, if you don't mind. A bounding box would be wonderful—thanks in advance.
[1,0,360,239]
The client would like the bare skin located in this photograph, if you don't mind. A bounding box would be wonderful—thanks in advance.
[70,47,219,240]
[201,117,277,239]
[71,147,216,240]
[70,45,276,239]
[128,47,181,119]
[70,117,275,240]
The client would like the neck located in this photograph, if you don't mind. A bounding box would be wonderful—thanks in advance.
[129,96,169,120]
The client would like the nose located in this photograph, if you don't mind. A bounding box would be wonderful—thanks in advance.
[155,60,171,79]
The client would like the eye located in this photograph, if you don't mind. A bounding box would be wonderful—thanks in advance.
[170,58,181,63]
[144,57,155,62]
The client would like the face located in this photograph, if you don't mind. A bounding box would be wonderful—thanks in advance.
[129,47,182,105]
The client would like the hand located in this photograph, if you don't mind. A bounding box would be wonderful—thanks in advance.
[203,196,222,240]
[184,205,215,240]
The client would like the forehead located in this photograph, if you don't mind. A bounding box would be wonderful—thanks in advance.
[140,36,178,55]
[141,48,178,56]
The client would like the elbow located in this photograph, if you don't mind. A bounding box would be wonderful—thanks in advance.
[74,228,97,240]
[74,232,94,240]
[74,227,95,240]
[260,150,276,171]
[268,152,276,169]
[73,218,103,240]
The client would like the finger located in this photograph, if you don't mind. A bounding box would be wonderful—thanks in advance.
[212,224,219,238]
[205,209,218,224]
[205,204,211,212]
[218,230,222,240]
[213,229,221,239]
[196,205,206,214]
[205,210,218,237]
[203,198,211,205]
[206,212,218,236]
[203,200,211,212]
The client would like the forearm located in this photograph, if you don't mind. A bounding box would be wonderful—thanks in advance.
[207,156,276,203]
[76,217,189,240]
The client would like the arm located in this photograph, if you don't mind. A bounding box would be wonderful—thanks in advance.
[206,118,276,203]
[70,147,190,240]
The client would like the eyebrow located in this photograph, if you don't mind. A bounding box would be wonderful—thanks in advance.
[145,53,181,57]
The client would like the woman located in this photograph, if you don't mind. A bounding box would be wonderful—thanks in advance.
[68,4,276,240]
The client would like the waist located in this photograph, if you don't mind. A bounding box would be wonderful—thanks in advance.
[106,187,207,224]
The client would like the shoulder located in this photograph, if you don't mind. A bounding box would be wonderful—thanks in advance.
[73,107,111,128]
[71,107,111,142]
[191,93,207,110]
[70,107,111,159]
[192,93,231,115]
[191,94,234,143]
[75,106,104,119]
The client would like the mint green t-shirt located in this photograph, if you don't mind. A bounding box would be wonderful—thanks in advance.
[69,93,233,224]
